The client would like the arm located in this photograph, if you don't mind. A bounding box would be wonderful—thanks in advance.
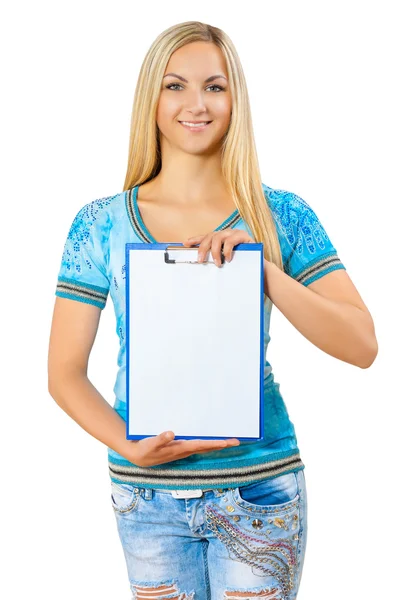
[263,261,378,368]
[48,297,136,460]
[48,297,240,465]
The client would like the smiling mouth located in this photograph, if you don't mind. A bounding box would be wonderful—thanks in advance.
[178,121,213,130]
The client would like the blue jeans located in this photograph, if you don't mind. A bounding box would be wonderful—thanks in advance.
[111,469,307,600]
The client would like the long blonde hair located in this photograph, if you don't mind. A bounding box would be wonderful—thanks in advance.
[123,21,284,309]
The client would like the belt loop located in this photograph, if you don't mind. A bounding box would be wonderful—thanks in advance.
[143,488,153,500]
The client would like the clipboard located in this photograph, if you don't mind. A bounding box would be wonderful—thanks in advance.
[125,242,265,442]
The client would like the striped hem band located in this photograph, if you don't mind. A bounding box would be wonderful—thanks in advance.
[108,451,305,489]
[56,277,109,309]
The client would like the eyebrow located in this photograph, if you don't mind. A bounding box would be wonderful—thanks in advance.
[163,73,227,83]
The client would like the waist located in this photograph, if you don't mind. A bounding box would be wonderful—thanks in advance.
[149,488,224,498]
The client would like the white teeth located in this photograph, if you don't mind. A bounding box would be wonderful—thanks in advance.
[180,121,210,127]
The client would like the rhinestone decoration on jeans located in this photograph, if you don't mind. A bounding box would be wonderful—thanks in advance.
[205,503,298,600]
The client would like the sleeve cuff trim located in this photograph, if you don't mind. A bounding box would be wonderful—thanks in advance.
[55,291,106,309]
[293,253,346,286]
[56,277,108,307]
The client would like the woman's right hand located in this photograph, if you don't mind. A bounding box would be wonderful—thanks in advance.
[128,431,241,467]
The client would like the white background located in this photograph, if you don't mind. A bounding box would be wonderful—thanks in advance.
[1,1,398,598]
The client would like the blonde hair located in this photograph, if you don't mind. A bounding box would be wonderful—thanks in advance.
[122,21,284,309]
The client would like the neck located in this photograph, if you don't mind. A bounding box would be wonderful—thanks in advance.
[148,153,229,207]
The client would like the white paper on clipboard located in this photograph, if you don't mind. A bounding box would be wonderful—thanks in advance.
[125,242,265,442]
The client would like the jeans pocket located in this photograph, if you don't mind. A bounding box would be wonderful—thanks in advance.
[204,472,304,599]
[110,481,140,515]
[235,472,299,513]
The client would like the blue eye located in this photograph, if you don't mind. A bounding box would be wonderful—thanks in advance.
[165,83,225,92]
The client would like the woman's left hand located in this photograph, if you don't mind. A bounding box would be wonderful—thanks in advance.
[182,228,255,267]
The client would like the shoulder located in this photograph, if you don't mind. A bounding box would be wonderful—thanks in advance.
[261,182,345,284]
[56,191,125,308]
[261,182,331,251]
[262,183,315,230]
[65,190,125,243]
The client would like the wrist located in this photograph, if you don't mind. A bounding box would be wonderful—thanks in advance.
[119,438,139,464]
[263,258,277,296]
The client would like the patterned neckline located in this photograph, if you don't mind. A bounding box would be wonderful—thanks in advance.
[125,185,242,243]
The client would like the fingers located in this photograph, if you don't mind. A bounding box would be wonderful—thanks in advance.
[220,231,255,263]
[136,434,241,467]
[182,236,206,246]
[184,230,255,265]
[175,439,241,462]
[184,232,214,263]
[211,234,224,267]
[188,438,240,450]
[152,434,240,455]
[150,430,176,449]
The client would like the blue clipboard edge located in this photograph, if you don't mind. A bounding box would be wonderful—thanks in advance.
[125,242,265,442]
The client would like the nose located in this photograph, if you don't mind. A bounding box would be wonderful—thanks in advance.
[181,89,208,114]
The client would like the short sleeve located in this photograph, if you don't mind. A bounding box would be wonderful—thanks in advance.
[55,199,111,309]
[270,189,346,286]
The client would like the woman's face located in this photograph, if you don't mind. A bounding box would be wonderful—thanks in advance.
[156,41,232,155]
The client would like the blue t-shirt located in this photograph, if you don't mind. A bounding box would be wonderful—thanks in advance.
[55,183,346,489]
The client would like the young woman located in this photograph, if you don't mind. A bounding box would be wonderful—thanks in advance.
[48,20,378,600]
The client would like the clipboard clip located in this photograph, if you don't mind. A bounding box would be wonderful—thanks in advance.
[164,245,225,265]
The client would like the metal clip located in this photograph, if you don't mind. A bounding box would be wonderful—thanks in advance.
[164,246,225,265]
